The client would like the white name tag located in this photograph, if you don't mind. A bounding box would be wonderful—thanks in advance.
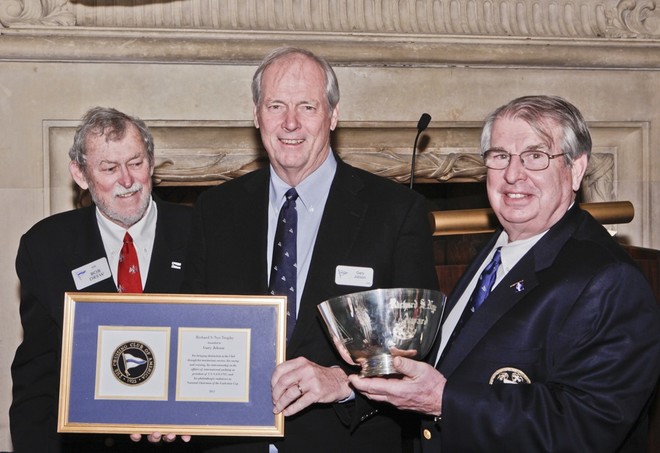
[335,265,374,288]
[71,258,112,290]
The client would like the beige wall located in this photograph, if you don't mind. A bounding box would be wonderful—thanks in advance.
[2,0,660,451]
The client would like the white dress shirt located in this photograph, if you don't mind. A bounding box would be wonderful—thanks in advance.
[435,228,547,364]
[96,197,158,289]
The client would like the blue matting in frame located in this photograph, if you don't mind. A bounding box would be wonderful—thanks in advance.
[66,300,278,427]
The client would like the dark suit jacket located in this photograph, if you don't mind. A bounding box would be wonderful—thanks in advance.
[184,159,439,453]
[10,198,193,453]
[420,204,660,453]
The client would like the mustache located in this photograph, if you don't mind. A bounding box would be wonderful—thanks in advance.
[113,183,143,197]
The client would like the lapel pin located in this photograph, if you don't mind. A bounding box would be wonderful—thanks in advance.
[171,261,182,270]
[510,280,525,293]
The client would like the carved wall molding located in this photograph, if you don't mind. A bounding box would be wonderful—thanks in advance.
[37,121,620,204]
[151,146,613,203]
[1,27,658,70]
[152,149,614,201]
[0,0,74,27]
[1,0,659,39]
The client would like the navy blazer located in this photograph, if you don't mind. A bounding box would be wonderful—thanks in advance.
[184,158,439,453]
[420,204,660,452]
[10,198,192,453]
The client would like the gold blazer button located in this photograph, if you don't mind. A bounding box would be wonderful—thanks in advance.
[423,429,432,440]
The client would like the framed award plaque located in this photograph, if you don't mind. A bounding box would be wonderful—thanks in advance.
[58,292,286,437]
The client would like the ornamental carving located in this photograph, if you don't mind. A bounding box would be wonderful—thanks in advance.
[0,0,74,27]
[2,0,659,39]
[153,148,614,203]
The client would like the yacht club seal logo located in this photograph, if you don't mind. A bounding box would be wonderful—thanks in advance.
[111,341,154,385]
[489,367,531,385]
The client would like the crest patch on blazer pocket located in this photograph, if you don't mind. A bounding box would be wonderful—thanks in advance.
[489,367,531,385]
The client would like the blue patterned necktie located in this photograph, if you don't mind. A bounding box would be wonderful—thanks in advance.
[469,247,502,311]
[437,247,502,365]
[268,188,299,341]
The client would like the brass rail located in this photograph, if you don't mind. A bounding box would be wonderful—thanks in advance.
[430,201,634,236]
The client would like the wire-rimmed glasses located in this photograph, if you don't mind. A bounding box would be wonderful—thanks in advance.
[483,150,566,171]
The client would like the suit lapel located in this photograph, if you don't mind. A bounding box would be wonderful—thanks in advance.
[145,201,172,292]
[71,206,117,292]
[439,255,539,375]
[144,199,187,293]
[290,162,367,349]
[427,235,500,362]
[438,205,584,375]
[241,169,270,293]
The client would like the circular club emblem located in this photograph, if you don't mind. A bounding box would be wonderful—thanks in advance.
[488,367,531,385]
[111,341,155,385]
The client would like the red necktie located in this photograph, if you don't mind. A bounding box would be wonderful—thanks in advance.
[118,232,142,293]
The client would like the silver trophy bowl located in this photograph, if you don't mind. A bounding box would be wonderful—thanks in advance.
[318,288,446,377]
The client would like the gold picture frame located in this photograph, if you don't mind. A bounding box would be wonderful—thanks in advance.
[58,292,286,437]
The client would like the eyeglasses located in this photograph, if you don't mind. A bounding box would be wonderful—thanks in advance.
[483,150,566,171]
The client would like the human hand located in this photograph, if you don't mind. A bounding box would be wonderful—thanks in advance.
[129,432,192,443]
[348,356,446,416]
[389,346,418,358]
[271,356,352,416]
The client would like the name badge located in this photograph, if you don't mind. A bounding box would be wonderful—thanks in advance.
[71,258,112,290]
[335,265,374,288]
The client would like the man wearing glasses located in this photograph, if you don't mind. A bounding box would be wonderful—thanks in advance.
[350,95,660,452]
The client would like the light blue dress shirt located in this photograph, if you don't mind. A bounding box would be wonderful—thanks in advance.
[267,151,337,315]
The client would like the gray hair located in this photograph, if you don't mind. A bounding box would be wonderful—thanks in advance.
[69,107,154,173]
[480,95,592,166]
[251,47,340,111]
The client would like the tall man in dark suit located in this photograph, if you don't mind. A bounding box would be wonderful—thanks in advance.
[350,95,660,452]
[180,47,439,452]
[10,107,193,453]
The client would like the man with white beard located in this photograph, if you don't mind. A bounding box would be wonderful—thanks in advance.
[10,107,193,453]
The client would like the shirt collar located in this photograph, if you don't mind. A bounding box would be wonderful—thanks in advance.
[269,151,337,211]
[96,196,156,243]
[496,228,547,274]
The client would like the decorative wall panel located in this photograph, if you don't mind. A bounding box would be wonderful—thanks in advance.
[2,0,659,39]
